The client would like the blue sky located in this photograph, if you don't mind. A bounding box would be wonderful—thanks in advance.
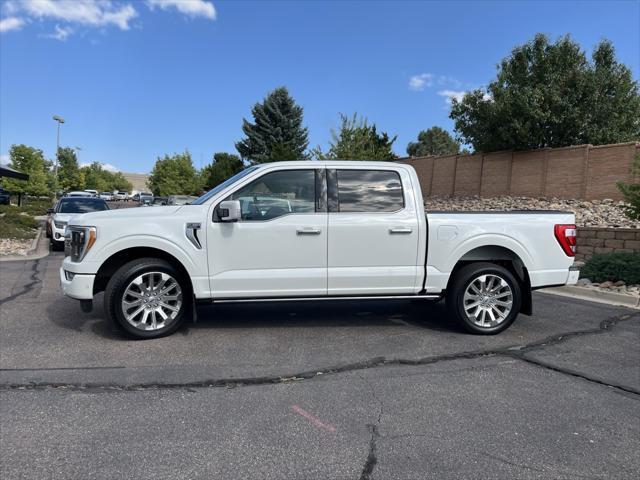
[1,0,639,173]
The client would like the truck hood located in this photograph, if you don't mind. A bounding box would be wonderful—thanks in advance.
[68,206,182,225]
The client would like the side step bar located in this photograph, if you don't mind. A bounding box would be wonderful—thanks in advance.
[212,293,442,304]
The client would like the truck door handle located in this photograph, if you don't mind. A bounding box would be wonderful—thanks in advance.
[296,227,321,235]
[389,227,412,234]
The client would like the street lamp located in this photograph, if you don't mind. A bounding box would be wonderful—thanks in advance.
[52,115,65,179]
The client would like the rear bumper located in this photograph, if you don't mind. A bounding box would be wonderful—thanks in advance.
[59,266,95,300]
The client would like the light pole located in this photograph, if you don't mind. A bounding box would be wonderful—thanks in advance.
[52,115,65,180]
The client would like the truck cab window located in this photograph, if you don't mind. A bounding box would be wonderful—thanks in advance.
[227,169,316,221]
[336,170,404,212]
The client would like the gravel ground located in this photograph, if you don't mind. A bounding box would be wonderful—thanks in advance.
[424,196,638,228]
[0,238,33,256]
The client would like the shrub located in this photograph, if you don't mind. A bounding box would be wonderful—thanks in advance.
[0,211,38,240]
[617,152,640,220]
[581,252,640,284]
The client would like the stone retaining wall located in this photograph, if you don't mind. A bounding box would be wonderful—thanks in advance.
[577,227,640,261]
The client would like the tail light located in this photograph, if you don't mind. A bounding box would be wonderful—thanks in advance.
[554,224,577,257]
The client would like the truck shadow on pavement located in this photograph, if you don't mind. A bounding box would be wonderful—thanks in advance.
[47,295,461,341]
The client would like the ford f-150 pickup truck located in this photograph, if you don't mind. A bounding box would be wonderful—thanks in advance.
[60,161,579,339]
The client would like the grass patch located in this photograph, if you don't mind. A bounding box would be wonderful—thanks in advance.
[581,252,640,284]
[0,210,39,240]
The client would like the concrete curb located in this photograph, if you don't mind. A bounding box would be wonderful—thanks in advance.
[540,285,640,309]
[0,223,50,263]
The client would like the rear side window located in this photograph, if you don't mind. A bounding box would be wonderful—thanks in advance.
[336,170,404,213]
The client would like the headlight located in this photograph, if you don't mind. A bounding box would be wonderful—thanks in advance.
[65,226,97,262]
[54,220,67,229]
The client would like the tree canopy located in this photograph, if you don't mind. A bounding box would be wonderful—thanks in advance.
[236,87,309,163]
[57,147,83,191]
[201,152,244,191]
[406,126,461,157]
[450,34,640,152]
[80,162,132,193]
[315,113,397,161]
[3,144,53,196]
[148,151,200,196]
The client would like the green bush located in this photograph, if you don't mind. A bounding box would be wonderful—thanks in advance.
[0,211,38,240]
[617,152,640,220]
[581,252,640,284]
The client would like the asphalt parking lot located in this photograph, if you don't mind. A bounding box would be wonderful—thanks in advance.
[1,252,639,479]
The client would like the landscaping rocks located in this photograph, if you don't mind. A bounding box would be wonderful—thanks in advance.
[424,196,638,228]
[575,278,639,297]
[0,238,33,256]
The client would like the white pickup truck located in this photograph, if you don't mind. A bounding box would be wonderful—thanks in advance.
[60,161,579,339]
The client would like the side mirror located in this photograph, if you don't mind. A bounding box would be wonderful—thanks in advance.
[218,200,241,222]
[47,208,54,214]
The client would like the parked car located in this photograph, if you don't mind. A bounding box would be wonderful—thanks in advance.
[151,196,168,206]
[84,189,99,197]
[48,197,109,251]
[60,161,579,339]
[99,192,114,201]
[167,195,197,206]
[66,191,93,198]
[114,191,129,201]
[0,187,10,205]
[138,192,153,205]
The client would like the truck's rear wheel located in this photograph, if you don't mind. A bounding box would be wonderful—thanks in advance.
[446,262,521,334]
[104,258,188,339]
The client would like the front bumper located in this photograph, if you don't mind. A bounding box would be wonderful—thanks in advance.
[60,266,95,300]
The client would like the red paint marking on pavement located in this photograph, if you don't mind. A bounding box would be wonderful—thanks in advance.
[291,405,337,432]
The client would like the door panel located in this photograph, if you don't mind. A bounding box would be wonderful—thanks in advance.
[328,168,420,295]
[208,214,327,298]
[207,168,328,298]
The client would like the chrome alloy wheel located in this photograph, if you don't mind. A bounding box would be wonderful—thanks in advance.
[121,272,183,331]
[462,274,513,328]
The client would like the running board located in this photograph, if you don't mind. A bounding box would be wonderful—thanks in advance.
[213,294,442,304]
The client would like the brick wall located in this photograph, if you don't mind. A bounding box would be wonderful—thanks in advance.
[576,227,640,261]
[399,141,639,201]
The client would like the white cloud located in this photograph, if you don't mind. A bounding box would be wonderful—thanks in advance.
[438,89,466,105]
[0,16,25,33]
[0,154,10,165]
[80,162,120,172]
[146,0,216,19]
[4,0,138,35]
[408,73,433,91]
[44,23,72,40]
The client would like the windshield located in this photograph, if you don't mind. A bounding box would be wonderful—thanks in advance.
[191,166,261,205]
[57,198,109,214]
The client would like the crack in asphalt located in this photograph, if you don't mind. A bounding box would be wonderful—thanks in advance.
[359,424,379,480]
[0,312,638,396]
[0,259,42,306]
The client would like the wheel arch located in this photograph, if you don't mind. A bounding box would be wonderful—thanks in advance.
[446,245,533,315]
[94,247,193,296]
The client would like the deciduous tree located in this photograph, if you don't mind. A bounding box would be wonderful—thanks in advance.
[316,113,397,161]
[406,126,461,156]
[148,151,200,196]
[450,34,640,152]
[201,152,244,190]
[3,144,53,196]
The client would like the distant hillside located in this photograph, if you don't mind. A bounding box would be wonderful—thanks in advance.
[122,173,149,193]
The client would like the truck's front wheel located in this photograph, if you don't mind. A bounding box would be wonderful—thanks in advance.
[446,262,521,334]
[104,258,188,339]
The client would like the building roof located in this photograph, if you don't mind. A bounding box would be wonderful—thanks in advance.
[0,165,29,181]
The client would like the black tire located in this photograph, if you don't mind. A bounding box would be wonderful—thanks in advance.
[50,239,64,251]
[104,257,190,339]
[446,262,521,335]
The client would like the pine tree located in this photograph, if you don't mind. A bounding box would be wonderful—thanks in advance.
[236,87,309,163]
